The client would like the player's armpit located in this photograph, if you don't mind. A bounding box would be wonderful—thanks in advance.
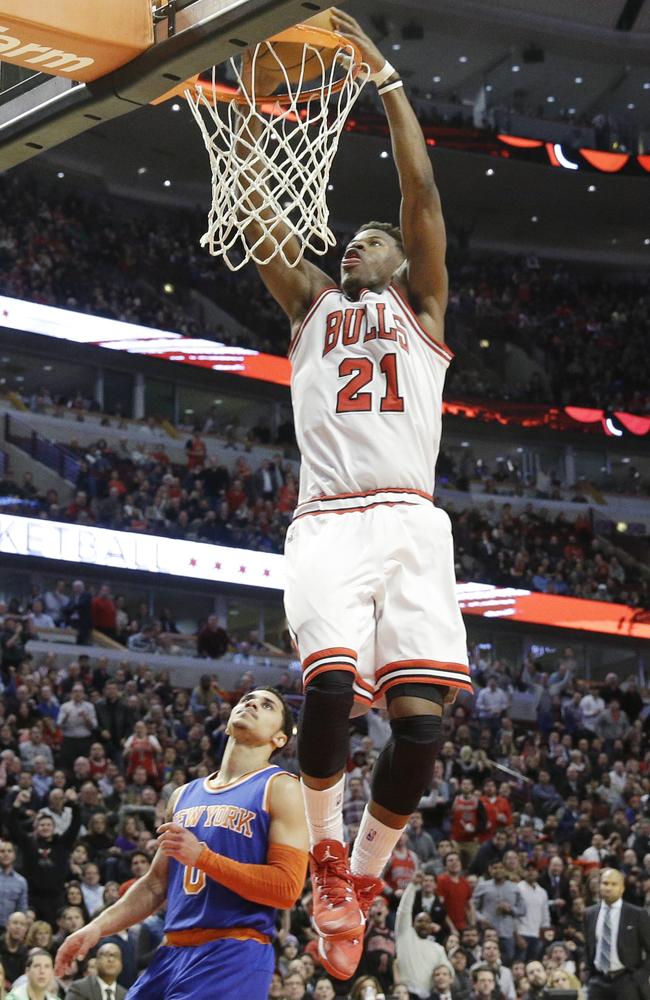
[196,842,308,910]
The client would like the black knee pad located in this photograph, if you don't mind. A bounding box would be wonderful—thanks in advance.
[371,713,442,815]
[298,670,354,779]
[386,681,446,708]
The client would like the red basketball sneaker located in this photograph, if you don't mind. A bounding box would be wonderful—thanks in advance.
[318,931,364,981]
[353,874,385,918]
[309,840,363,939]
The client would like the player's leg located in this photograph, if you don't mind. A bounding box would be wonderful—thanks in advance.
[284,512,374,947]
[350,503,471,879]
[350,684,445,878]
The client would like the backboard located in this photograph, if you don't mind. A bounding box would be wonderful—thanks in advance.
[0,0,332,170]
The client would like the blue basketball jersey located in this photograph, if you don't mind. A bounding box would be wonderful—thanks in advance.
[165,765,290,937]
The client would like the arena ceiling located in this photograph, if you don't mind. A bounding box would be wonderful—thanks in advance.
[4,0,649,262]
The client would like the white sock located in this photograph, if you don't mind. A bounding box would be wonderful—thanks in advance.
[300,775,345,849]
[350,805,405,877]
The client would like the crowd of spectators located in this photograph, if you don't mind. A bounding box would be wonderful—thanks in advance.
[0,635,649,999]
[0,575,288,663]
[1,174,648,411]
[1,424,647,610]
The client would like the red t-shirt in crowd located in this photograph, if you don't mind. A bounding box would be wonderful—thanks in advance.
[436,873,473,930]
[384,848,418,895]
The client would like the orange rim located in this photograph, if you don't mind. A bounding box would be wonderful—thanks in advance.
[199,24,364,107]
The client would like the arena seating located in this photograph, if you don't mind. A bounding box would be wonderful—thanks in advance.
[1,176,648,411]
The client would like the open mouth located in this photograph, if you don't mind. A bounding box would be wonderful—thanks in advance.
[342,256,361,269]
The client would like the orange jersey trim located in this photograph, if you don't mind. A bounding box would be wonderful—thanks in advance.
[288,285,339,360]
[202,765,277,795]
[388,283,454,360]
[303,646,358,668]
[163,927,272,947]
[375,659,473,696]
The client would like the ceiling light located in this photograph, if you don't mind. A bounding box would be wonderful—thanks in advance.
[588,184,596,192]
[511,65,520,73]
[574,76,583,84]
[485,84,493,92]
[57,171,65,178]
[327,184,334,191]
[163,179,172,187]
[42,365,53,371]
[531,215,539,222]
[546,95,555,103]
[137,166,147,175]
[568,107,576,115]
[380,151,390,159]
[479,339,490,348]
[644,238,650,245]
[171,103,181,111]
[432,75,441,83]
[644,82,650,90]
[461,441,470,447]
[616,522,628,533]
[392,43,401,51]
[163,282,175,294]
[627,102,635,109]
[486,168,494,176]
[459,55,468,63]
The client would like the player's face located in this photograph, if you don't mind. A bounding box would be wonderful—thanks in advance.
[229,690,287,752]
[340,229,403,296]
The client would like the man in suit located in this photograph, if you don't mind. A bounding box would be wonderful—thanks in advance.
[538,855,572,927]
[65,941,126,1000]
[585,867,650,1000]
[428,962,469,1000]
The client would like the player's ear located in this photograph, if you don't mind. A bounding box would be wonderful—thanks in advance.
[273,729,288,751]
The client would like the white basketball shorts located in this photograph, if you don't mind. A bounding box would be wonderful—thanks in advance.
[284,501,471,709]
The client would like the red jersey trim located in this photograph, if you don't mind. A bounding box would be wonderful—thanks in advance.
[302,488,432,504]
[388,284,454,362]
[288,285,339,360]
[293,499,426,522]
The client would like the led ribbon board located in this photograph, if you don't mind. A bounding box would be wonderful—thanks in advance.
[1,514,648,639]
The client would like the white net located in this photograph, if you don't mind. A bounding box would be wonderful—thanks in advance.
[185,38,367,271]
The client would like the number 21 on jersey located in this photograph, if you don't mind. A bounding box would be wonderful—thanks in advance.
[336,353,404,414]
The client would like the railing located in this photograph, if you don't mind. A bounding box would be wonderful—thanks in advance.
[4,413,81,483]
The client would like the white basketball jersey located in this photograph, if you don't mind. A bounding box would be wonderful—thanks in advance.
[289,282,453,516]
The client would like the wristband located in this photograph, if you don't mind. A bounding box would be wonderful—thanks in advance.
[369,60,397,87]
[378,79,404,97]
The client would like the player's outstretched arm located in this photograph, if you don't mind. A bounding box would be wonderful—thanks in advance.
[54,789,184,977]
[331,9,448,322]
[235,52,332,327]
[54,847,169,975]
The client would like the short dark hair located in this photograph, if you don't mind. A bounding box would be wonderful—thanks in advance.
[355,220,404,252]
[472,966,496,983]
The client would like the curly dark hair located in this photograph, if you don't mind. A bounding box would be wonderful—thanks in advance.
[354,220,404,251]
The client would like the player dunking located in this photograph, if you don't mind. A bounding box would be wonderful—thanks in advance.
[240,8,473,980]
[54,688,308,1000]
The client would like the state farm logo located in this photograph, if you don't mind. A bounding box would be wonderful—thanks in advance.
[0,26,94,74]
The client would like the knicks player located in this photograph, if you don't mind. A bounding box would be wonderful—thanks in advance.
[54,688,308,1000]
[239,7,472,980]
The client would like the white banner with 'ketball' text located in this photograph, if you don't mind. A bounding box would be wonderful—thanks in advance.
[0,514,286,590]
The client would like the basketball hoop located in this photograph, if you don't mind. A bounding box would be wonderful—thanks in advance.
[185,20,368,271]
